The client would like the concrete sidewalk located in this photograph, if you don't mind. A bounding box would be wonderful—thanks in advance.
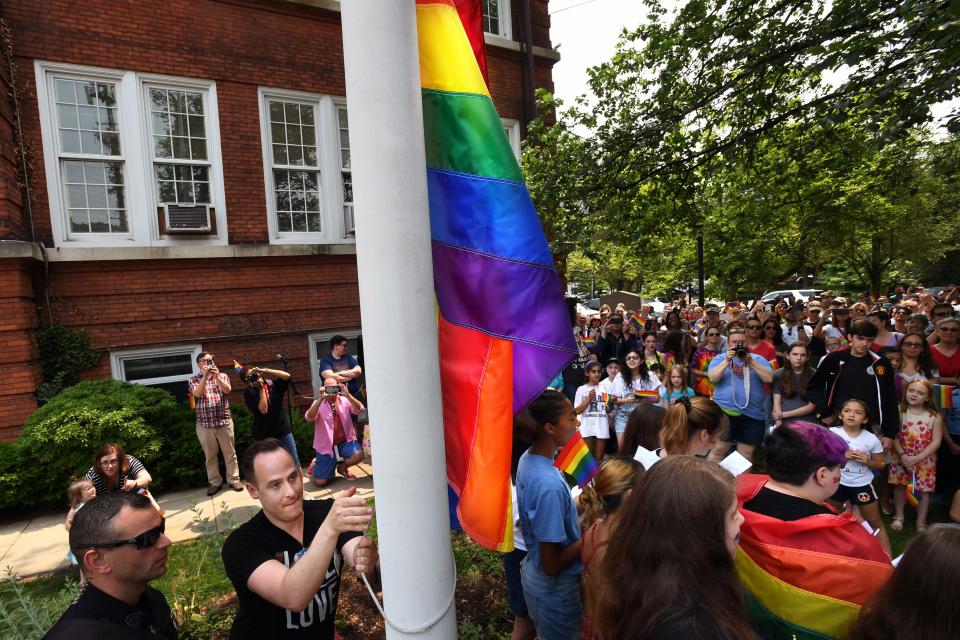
[0,462,375,578]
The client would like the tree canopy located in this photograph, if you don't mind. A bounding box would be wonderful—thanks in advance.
[524,0,960,298]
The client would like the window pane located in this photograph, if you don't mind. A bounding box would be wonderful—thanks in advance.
[107,186,125,209]
[96,83,117,107]
[271,122,286,144]
[104,163,124,184]
[77,105,98,130]
[194,182,210,203]
[171,114,188,137]
[77,81,97,106]
[150,88,168,110]
[69,209,90,233]
[66,184,87,208]
[100,132,121,156]
[277,209,292,232]
[190,139,207,160]
[60,130,81,153]
[154,136,172,158]
[300,104,314,125]
[304,147,318,166]
[100,108,118,131]
[186,93,203,115]
[57,104,79,130]
[79,131,101,154]
[109,209,128,232]
[284,103,300,124]
[188,115,205,138]
[173,137,191,159]
[286,124,302,146]
[301,125,316,147]
[122,353,195,382]
[291,210,307,232]
[87,185,108,209]
[288,145,303,166]
[273,144,288,165]
[156,164,174,181]
[157,181,176,202]
[269,101,284,122]
[89,208,110,232]
[83,161,106,184]
[306,209,321,232]
[169,91,187,114]
[176,181,194,203]
[55,78,77,103]
[63,161,85,183]
[342,171,353,203]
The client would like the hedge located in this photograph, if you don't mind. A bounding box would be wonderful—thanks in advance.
[0,380,320,513]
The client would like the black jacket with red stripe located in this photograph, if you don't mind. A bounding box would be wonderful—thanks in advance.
[807,349,900,439]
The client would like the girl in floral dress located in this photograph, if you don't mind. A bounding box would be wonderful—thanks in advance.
[888,379,942,531]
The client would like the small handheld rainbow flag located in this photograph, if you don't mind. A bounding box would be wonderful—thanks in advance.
[553,430,599,488]
[599,391,610,404]
[629,315,645,331]
[934,384,956,410]
[906,471,919,507]
[635,389,660,401]
[768,358,781,371]
[233,360,244,373]
[581,335,597,349]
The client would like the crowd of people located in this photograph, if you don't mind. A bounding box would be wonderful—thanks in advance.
[42,284,960,639]
[506,284,960,639]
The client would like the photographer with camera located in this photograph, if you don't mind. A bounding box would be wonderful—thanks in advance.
[241,365,299,469]
[304,377,365,487]
[189,352,242,496]
[707,327,775,463]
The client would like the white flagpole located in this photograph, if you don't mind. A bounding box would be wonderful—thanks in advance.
[340,1,457,638]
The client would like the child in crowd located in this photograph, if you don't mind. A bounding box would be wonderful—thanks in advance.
[772,343,817,426]
[574,361,610,462]
[660,396,728,458]
[889,380,942,532]
[515,390,584,640]
[828,399,891,556]
[64,478,96,566]
[659,364,695,408]
[579,457,643,640]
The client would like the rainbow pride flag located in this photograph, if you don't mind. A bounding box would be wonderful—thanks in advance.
[417,0,577,552]
[934,384,956,410]
[634,389,660,401]
[233,360,243,373]
[581,335,597,349]
[599,391,610,404]
[768,357,781,371]
[906,471,920,507]
[737,475,892,640]
[628,314,645,331]
[553,431,599,488]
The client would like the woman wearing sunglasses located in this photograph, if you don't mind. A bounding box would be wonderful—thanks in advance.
[610,349,663,448]
[692,324,723,398]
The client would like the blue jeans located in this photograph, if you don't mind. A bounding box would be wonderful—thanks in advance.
[520,558,582,640]
[277,432,301,468]
[614,402,636,434]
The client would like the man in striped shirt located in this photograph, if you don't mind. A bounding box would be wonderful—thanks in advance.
[188,352,243,495]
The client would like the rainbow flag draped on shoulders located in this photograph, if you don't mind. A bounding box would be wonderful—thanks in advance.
[736,475,892,640]
[416,0,577,552]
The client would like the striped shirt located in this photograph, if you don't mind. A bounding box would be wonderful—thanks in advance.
[85,455,147,494]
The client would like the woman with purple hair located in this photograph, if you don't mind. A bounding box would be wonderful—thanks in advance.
[735,422,892,640]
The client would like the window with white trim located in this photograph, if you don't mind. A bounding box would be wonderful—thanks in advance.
[483,0,512,39]
[110,345,202,404]
[258,89,355,243]
[35,61,228,247]
[501,118,521,159]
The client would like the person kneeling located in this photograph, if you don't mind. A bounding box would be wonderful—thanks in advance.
[305,379,365,486]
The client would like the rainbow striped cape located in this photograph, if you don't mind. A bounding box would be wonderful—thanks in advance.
[736,475,892,640]
[417,0,576,552]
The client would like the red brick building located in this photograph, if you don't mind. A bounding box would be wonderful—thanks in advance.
[0,0,558,440]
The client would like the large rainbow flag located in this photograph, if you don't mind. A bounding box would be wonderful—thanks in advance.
[737,475,892,639]
[416,0,577,551]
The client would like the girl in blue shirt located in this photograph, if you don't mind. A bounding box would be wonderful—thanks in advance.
[516,390,583,640]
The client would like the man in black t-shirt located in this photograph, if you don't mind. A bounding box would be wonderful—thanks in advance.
[45,492,177,639]
[221,439,379,639]
[241,366,299,468]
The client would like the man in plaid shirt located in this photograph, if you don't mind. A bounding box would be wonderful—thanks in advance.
[189,352,243,495]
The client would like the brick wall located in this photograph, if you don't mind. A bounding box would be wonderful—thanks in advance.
[0,258,41,441]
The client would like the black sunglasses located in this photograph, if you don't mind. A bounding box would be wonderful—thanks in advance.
[75,518,166,551]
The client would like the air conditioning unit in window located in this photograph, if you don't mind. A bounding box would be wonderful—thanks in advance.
[344,207,356,235]
[164,203,211,233]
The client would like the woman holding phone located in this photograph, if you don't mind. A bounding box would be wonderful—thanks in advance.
[815,305,851,341]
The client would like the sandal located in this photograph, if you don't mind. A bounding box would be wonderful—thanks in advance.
[890,517,904,531]
[917,522,928,532]
[337,464,356,479]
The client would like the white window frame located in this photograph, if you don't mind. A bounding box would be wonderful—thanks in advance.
[501,117,521,159]
[483,0,512,39]
[109,344,202,386]
[35,61,228,248]
[258,88,356,244]
[308,329,362,398]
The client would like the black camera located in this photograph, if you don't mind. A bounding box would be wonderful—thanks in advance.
[248,372,261,383]
[204,358,214,367]
[324,385,340,395]
[735,346,748,359]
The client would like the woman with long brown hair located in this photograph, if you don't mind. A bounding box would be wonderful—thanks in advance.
[772,342,817,426]
[849,524,960,640]
[591,456,752,640]
[84,442,153,495]
[659,396,727,458]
